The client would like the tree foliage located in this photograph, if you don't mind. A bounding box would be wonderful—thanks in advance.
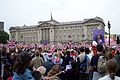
[0,31,9,44]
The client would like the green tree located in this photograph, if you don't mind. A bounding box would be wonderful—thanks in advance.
[0,31,9,44]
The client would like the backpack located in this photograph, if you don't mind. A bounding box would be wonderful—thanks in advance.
[77,54,88,73]
[114,54,120,70]
[97,55,107,74]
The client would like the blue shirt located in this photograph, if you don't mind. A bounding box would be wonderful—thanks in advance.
[12,68,35,80]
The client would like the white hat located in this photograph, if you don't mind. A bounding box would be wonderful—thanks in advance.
[37,66,46,75]
[112,46,116,49]
[92,41,98,47]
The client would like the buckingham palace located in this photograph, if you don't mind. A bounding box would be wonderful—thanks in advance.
[9,16,105,44]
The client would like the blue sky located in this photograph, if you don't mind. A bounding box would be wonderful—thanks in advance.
[0,0,120,34]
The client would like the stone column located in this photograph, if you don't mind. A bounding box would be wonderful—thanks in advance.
[84,25,87,40]
[38,29,42,44]
[15,30,19,41]
[49,28,54,45]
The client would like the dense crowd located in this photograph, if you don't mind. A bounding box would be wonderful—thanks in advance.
[0,42,120,80]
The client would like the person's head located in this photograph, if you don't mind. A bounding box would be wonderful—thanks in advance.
[47,53,53,61]
[51,64,60,72]
[106,50,113,60]
[111,48,115,53]
[47,64,60,77]
[71,50,74,53]
[9,48,16,53]
[97,34,102,39]
[32,71,41,80]
[54,53,59,58]
[79,46,85,53]
[35,50,40,57]
[38,47,42,52]
[96,44,103,52]
[92,41,97,47]
[37,66,46,75]
[85,48,90,54]
[13,51,33,74]
[10,53,16,60]
[54,49,57,52]
[106,59,118,80]
[66,51,70,56]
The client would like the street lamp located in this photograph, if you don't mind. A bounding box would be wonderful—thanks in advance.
[108,21,111,45]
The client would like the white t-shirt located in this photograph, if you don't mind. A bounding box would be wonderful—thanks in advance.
[99,75,120,80]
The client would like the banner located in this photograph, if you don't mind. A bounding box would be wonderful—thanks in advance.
[93,29,104,44]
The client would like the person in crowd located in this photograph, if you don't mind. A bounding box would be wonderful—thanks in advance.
[77,46,90,80]
[70,49,76,59]
[114,50,120,77]
[3,62,12,80]
[106,50,113,60]
[38,47,45,61]
[12,51,35,80]
[62,51,74,70]
[1,46,7,57]
[1,47,15,80]
[37,66,46,79]
[31,50,43,69]
[90,44,107,80]
[52,52,63,65]
[42,50,49,62]
[47,64,61,80]
[60,60,80,80]
[111,47,116,57]
[59,51,66,71]
[32,71,41,80]
[91,41,97,55]
[96,34,103,44]
[41,52,54,76]
[99,59,120,80]
[85,47,93,80]
[85,47,93,60]
[2,41,120,80]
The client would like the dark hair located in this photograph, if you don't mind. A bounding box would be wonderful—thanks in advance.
[38,47,42,51]
[111,48,115,51]
[85,48,90,54]
[54,49,57,52]
[32,71,41,80]
[47,64,60,77]
[106,59,118,80]
[9,48,16,53]
[13,51,32,74]
[66,51,70,56]
[71,50,74,53]
[79,46,85,52]
[97,44,103,52]
[116,50,120,54]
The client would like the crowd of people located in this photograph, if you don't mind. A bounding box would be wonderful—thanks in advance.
[0,41,120,80]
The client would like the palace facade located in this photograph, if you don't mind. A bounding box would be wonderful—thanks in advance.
[9,16,105,44]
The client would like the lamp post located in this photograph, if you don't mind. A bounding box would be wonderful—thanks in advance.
[108,21,111,45]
